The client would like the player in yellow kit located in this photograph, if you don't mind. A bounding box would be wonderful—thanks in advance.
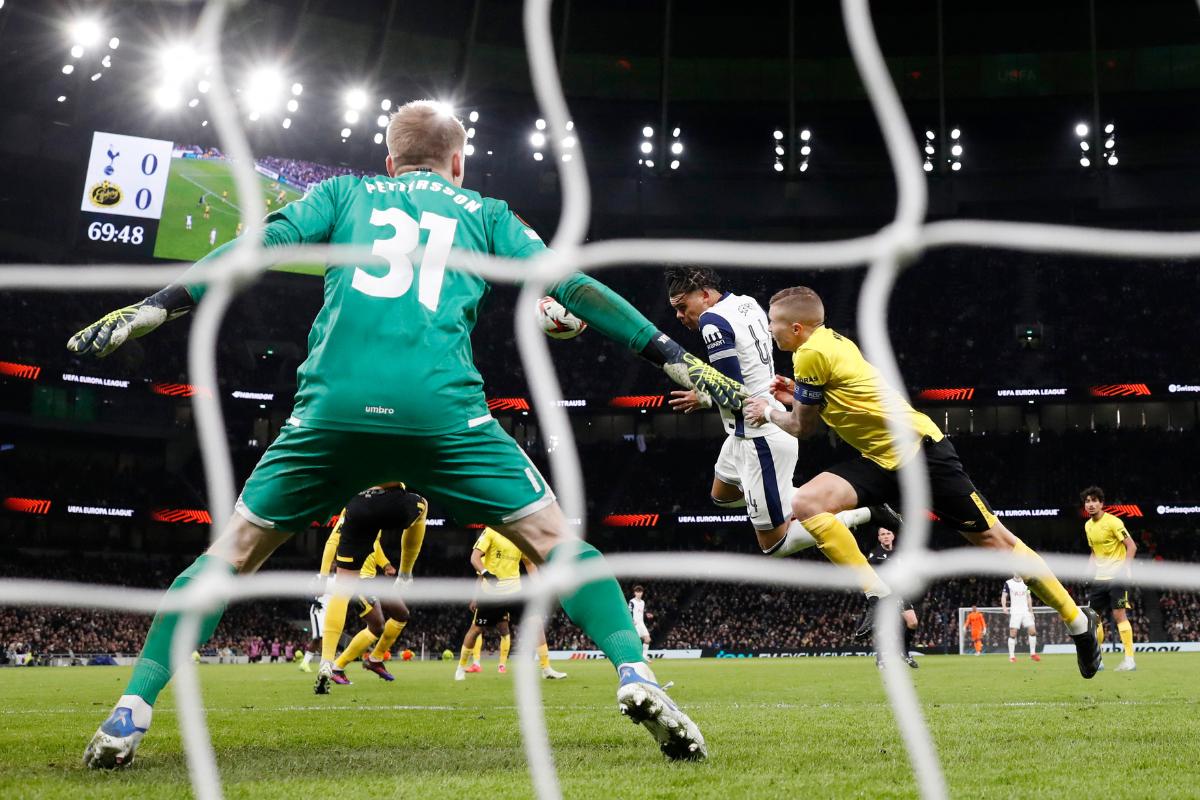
[313,484,428,693]
[742,286,1102,678]
[1082,486,1139,672]
[455,527,566,681]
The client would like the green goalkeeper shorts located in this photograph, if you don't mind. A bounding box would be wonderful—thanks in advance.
[236,418,555,533]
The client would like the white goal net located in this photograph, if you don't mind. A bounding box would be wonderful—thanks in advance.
[4,1,1200,800]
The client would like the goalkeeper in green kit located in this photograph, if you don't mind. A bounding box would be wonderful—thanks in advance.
[73,101,741,768]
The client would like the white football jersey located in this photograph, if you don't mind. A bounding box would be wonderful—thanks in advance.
[628,596,646,626]
[699,292,782,438]
[1004,578,1031,612]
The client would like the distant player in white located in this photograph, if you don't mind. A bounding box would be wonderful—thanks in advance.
[629,585,651,659]
[208,227,217,247]
[1002,575,1040,662]
[185,214,192,230]
[665,266,892,557]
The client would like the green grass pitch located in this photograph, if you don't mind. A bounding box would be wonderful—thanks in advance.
[152,158,304,262]
[2,654,1198,799]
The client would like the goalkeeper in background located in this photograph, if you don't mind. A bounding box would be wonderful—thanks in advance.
[75,100,727,769]
[315,484,428,690]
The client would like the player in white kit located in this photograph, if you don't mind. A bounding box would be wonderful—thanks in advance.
[665,267,896,557]
[1002,575,1040,662]
[185,214,192,230]
[629,585,651,659]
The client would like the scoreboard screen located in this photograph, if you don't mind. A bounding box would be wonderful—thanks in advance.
[75,130,312,264]
[78,131,174,258]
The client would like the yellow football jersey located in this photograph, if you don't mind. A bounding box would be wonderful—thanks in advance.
[792,326,943,470]
[474,527,524,595]
[1085,512,1130,581]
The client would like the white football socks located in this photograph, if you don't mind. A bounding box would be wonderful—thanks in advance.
[1029,635,1037,656]
[837,507,872,528]
[1008,637,1016,658]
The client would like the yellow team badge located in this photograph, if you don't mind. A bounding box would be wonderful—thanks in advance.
[88,180,122,208]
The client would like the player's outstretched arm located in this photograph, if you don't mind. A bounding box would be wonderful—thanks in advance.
[548,272,747,410]
[66,216,308,358]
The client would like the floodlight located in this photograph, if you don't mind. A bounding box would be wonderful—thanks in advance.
[108,37,120,50]
[1107,155,1118,166]
[950,127,960,140]
[286,99,298,113]
[153,85,180,109]
[70,45,84,59]
[374,132,384,144]
[640,141,653,154]
[925,129,935,140]
[376,115,388,127]
[670,142,683,155]
[1104,122,1114,134]
[345,88,367,110]
[1080,156,1090,167]
[292,82,304,96]
[282,118,291,129]
[773,129,783,140]
[531,132,546,148]
[468,110,479,122]
[1075,123,1088,137]
[643,126,654,138]
[951,144,962,156]
[340,127,351,138]
[950,161,962,171]
[923,160,933,172]
[61,64,74,75]
[773,161,784,172]
[464,143,475,156]
[533,152,544,161]
[800,129,811,141]
[69,17,102,48]
[535,118,546,130]
[672,127,680,137]
[800,145,810,156]
[344,109,359,124]
[670,159,679,169]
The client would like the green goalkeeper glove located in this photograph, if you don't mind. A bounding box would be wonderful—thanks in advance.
[641,332,747,411]
[66,285,193,358]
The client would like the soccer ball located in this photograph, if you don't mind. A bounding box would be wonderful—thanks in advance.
[535,296,587,340]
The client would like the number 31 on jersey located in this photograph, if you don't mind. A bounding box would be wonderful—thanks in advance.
[353,208,457,311]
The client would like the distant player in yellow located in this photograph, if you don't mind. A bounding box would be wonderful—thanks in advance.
[313,484,428,694]
[1082,486,1138,672]
[221,189,229,201]
[455,527,566,681]
[743,286,1102,677]
[276,189,287,204]
[202,204,211,220]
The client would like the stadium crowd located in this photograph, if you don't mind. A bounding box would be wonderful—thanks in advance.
[254,156,367,190]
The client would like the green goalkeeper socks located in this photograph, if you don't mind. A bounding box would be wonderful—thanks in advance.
[546,541,645,668]
[124,554,235,705]
[548,273,658,353]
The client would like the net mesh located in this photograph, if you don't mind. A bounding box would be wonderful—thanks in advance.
[3,1,1200,799]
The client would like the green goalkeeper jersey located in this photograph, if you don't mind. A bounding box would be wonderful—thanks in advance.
[252,171,547,435]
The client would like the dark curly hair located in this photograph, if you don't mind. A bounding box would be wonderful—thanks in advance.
[665,265,721,296]
[1080,485,1105,504]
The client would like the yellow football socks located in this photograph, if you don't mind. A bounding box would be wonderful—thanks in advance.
[472,638,482,664]
[800,513,890,597]
[321,594,350,662]
[334,628,378,669]
[1012,540,1087,634]
[459,645,472,667]
[1117,620,1134,657]
[370,619,406,661]
[499,634,512,667]
[538,643,551,669]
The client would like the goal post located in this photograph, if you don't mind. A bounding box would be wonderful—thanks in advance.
[957,606,1073,655]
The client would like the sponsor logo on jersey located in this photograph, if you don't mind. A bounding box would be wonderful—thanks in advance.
[701,324,726,349]
[364,405,395,415]
[88,180,123,207]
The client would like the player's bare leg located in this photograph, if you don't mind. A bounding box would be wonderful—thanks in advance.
[85,514,290,768]
[961,521,1100,678]
[498,503,705,760]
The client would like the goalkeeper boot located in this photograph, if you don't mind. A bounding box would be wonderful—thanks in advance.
[362,657,395,682]
[542,666,568,680]
[1071,607,1103,679]
[83,700,149,769]
[854,596,879,640]
[1115,657,1136,672]
[616,663,706,761]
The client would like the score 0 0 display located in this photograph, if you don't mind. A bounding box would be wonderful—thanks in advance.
[78,131,174,257]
